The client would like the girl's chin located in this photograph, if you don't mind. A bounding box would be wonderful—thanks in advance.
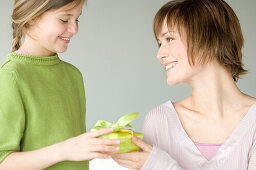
[56,48,68,53]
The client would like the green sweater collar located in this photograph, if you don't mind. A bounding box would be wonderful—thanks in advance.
[7,52,61,66]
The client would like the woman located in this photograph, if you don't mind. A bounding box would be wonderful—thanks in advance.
[112,0,256,169]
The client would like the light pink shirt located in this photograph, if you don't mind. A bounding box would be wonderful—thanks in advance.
[141,101,256,170]
[194,142,221,161]
[14,50,29,55]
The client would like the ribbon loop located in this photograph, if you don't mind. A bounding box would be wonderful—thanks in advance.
[92,112,139,132]
[119,129,134,138]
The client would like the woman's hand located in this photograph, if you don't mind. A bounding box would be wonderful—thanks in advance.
[58,127,120,161]
[111,135,152,170]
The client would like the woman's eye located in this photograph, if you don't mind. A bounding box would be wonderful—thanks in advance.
[157,40,162,47]
[166,37,174,42]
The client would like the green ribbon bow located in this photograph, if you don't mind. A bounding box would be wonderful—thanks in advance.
[91,112,143,153]
[93,112,139,132]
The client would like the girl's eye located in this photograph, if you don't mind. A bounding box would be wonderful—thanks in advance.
[60,19,80,23]
[60,19,68,23]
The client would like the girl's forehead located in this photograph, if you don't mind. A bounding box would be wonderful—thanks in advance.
[55,1,83,13]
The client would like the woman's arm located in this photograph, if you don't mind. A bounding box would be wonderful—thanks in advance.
[141,145,184,170]
[248,138,256,170]
[0,128,120,170]
[112,136,184,170]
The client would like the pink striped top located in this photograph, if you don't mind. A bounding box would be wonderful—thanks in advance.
[141,101,256,170]
[194,142,221,161]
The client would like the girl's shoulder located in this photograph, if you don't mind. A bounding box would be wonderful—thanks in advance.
[61,61,84,78]
[0,56,20,80]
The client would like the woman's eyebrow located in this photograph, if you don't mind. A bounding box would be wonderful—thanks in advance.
[160,31,174,37]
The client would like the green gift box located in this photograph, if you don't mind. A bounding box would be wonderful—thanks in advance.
[91,112,144,153]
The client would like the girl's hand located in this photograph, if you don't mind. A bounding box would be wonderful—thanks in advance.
[111,135,152,170]
[58,127,120,161]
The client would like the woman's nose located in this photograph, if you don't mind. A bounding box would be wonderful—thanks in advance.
[157,44,168,61]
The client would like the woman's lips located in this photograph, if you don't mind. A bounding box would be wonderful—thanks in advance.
[165,61,178,70]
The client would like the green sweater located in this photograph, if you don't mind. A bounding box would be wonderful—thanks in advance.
[0,53,89,169]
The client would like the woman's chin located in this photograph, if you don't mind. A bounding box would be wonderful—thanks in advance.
[167,78,182,86]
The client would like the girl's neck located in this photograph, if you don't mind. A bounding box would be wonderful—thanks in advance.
[19,36,55,57]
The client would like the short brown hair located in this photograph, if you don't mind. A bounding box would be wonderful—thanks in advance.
[153,0,247,81]
[12,0,85,52]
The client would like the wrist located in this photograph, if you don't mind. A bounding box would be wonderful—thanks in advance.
[52,141,66,162]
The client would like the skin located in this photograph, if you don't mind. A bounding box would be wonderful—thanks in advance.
[112,20,256,169]
[20,1,83,56]
[0,2,121,170]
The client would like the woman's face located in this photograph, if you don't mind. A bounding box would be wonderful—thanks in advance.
[156,21,203,86]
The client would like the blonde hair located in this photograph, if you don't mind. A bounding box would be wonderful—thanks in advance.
[153,0,247,81]
[11,0,85,52]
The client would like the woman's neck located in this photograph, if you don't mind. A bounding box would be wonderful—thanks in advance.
[186,62,251,119]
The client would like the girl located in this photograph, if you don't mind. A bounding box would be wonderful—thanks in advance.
[112,0,256,169]
[0,0,120,169]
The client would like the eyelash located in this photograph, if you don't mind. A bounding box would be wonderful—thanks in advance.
[158,37,174,47]
[60,19,80,23]
[60,19,68,23]
[166,37,174,42]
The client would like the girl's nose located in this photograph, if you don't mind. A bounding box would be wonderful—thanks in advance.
[68,22,78,35]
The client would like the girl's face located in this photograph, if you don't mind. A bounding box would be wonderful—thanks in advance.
[156,21,203,86]
[27,1,84,56]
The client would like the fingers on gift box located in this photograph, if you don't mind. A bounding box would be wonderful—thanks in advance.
[91,112,144,153]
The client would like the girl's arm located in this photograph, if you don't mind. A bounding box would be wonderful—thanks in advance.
[0,142,62,170]
[0,128,120,170]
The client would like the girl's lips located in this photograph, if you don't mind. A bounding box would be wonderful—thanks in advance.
[59,36,71,43]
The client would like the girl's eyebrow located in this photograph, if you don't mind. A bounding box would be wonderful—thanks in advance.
[60,13,82,16]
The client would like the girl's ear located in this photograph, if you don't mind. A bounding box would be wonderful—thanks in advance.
[27,19,35,25]
[27,17,39,26]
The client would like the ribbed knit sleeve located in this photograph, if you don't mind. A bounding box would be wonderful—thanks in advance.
[141,107,184,170]
[248,133,256,169]
[0,68,25,163]
[141,146,184,170]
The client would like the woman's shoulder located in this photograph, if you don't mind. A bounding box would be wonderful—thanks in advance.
[145,101,177,123]
[143,101,182,144]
